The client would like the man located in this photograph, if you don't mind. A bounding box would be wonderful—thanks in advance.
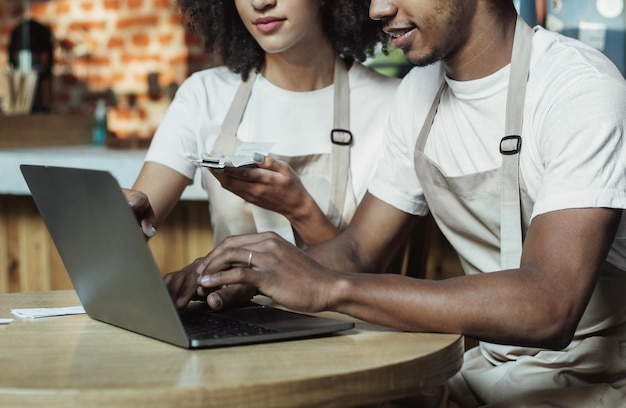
[166,0,626,405]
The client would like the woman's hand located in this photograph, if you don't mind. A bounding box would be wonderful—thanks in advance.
[210,154,311,219]
[122,188,157,239]
[210,154,339,244]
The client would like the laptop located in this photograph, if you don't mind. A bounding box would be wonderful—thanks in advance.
[20,164,354,349]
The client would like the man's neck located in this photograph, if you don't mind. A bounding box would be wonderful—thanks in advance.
[443,7,518,81]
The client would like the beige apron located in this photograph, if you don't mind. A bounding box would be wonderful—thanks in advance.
[413,16,626,406]
[202,58,356,246]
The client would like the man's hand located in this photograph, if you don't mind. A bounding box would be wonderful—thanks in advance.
[196,232,344,313]
[164,257,259,310]
[122,188,157,239]
[163,259,208,309]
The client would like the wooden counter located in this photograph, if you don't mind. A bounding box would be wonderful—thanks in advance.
[0,195,212,293]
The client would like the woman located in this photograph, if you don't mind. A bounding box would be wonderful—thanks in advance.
[127,0,399,250]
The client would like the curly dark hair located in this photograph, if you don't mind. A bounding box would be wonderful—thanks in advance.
[177,0,388,80]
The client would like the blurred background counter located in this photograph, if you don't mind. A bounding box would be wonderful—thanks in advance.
[0,144,204,199]
[0,144,212,294]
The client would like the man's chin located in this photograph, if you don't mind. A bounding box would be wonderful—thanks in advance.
[403,49,443,68]
[406,54,440,68]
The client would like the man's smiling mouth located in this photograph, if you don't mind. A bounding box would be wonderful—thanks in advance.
[385,26,416,49]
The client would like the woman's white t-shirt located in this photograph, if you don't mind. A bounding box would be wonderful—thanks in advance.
[145,62,400,241]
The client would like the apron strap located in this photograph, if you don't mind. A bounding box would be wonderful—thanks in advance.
[211,71,257,155]
[328,57,352,228]
[416,80,446,153]
[500,15,534,269]
[213,58,353,231]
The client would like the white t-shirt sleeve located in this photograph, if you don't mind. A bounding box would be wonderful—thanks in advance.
[368,64,443,216]
[144,74,208,180]
[526,39,626,219]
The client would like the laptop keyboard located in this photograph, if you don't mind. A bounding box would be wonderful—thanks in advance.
[180,311,279,340]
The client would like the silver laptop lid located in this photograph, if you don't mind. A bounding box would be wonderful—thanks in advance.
[20,164,189,347]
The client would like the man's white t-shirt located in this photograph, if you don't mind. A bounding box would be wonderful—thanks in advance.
[368,27,626,269]
[145,62,399,236]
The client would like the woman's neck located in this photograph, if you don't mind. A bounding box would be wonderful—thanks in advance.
[261,46,337,92]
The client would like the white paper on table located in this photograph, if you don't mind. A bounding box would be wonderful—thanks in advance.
[0,318,13,325]
[11,305,85,319]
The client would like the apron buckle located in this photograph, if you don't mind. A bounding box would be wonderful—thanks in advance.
[331,129,353,146]
[500,135,522,155]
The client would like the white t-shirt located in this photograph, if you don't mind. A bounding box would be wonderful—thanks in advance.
[369,27,626,269]
[145,61,399,233]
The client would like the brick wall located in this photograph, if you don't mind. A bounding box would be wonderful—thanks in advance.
[0,0,211,139]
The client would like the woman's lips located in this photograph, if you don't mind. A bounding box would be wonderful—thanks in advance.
[254,17,285,34]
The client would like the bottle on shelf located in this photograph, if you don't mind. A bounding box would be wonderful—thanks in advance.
[92,99,108,145]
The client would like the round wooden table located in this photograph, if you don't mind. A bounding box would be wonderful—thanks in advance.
[0,291,463,407]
